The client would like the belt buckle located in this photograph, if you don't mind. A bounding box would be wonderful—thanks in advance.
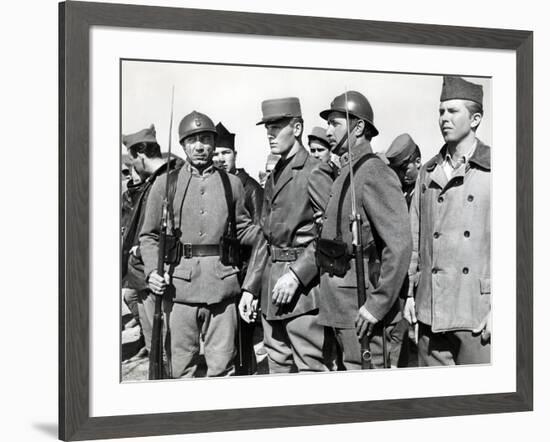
[183,243,192,259]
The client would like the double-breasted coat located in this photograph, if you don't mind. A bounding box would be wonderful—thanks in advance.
[408,140,491,332]
[257,145,333,320]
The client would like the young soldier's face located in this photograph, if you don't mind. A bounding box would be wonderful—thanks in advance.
[213,147,237,173]
[308,139,331,163]
[439,99,479,144]
[265,118,297,156]
[182,132,216,168]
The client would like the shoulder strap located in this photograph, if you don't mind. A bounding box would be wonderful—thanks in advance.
[217,169,237,237]
[336,153,378,239]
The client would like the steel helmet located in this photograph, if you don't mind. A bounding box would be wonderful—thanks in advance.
[178,111,217,143]
[320,91,379,137]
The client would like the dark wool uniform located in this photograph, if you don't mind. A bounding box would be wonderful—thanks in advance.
[318,141,412,370]
[258,145,333,373]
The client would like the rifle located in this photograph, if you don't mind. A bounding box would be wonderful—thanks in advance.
[148,86,175,380]
[343,90,372,370]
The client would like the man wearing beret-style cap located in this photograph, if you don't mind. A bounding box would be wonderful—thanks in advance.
[121,124,182,357]
[139,110,266,378]
[406,76,491,366]
[316,91,412,370]
[240,97,334,373]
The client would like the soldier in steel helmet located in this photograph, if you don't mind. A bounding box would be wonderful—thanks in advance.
[139,111,266,378]
[316,91,412,370]
[240,97,334,373]
[406,76,491,366]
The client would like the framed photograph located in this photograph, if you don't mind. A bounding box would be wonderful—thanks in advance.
[60,1,533,440]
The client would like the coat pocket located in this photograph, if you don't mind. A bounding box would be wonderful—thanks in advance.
[480,278,491,295]
[215,260,240,279]
[172,264,192,282]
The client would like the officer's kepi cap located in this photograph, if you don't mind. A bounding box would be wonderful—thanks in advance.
[385,133,417,167]
[256,97,302,126]
[440,76,484,107]
[307,126,330,147]
[122,124,157,148]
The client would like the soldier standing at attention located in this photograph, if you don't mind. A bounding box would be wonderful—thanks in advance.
[316,91,412,370]
[240,97,333,373]
[139,111,266,378]
[406,76,491,366]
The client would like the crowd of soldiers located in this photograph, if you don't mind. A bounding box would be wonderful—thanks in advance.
[121,75,491,378]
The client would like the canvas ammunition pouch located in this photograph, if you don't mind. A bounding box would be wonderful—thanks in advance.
[166,167,241,267]
[316,153,378,277]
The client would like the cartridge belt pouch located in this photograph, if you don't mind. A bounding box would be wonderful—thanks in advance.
[163,231,182,265]
[316,238,351,277]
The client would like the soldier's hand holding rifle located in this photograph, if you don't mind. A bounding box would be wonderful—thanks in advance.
[147,270,171,295]
[355,305,378,340]
[239,291,258,323]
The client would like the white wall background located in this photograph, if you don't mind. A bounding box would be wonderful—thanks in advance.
[0,0,546,441]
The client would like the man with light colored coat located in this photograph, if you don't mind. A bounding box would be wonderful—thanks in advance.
[405,76,491,365]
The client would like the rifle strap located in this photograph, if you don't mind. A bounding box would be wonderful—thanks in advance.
[335,153,378,239]
[217,169,237,237]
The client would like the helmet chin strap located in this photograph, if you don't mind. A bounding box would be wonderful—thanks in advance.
[330,121,358,155]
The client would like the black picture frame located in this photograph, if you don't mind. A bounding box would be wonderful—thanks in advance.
[59,1,533,440]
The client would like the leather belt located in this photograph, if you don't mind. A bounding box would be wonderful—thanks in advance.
[268,245,305,262]
[182,243,220,258]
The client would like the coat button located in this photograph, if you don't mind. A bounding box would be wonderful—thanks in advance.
[438,196,444,203]
[432,268,438,274]
[467,195,474,202]
[433,232,440,239]
[462,267,469,274]
[464,231,470,238]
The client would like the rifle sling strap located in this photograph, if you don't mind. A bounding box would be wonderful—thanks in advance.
[335,153,378,240]
[217,169,237,237]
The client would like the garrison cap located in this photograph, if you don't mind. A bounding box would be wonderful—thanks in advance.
[320,90,379,137]
[385,133,418,167]
[122,124,157,148]
[307,126,330,147]
[256,97,302,126]
[215,122,235,150]
[178,111,217,142]
[440,76,484,107]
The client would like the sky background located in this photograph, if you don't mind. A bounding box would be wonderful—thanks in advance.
[122,60,492,180]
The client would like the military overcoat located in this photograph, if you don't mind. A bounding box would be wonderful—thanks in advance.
[317,141,412,329]
[408,140,491,332]
[258,145,333,320]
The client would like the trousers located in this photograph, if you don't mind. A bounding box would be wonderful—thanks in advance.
[417,322,490,366]
[261,310,329,373]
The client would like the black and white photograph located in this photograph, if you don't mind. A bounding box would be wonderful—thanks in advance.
[120,59,493,381]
